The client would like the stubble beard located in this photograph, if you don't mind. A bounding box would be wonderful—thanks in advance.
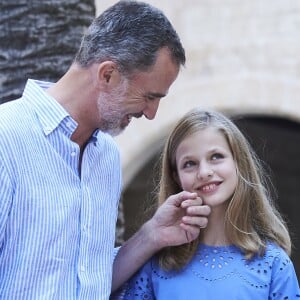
[97,79,129,136]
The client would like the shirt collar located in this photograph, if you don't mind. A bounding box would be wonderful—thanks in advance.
[23,79,78,136]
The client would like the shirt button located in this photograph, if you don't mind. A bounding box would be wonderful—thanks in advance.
[80,265,85,272]
[71,151,76,157]
[44,127,52,134]
[66,121,72,128]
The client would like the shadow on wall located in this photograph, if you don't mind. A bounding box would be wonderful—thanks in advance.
[120,115,300,280]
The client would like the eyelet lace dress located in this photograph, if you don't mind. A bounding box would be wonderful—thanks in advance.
[111,242,300,300]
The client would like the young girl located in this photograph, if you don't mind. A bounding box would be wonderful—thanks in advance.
[111,108,300,299]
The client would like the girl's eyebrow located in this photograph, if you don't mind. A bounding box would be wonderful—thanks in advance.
[208,147,225,153]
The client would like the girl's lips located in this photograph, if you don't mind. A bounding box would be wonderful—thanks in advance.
[198,181,221,193]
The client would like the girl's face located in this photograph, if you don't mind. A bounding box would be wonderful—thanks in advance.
[175,127,238,210]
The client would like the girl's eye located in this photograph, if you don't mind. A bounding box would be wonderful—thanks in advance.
[183,160,195,168]
[211,153,224,160]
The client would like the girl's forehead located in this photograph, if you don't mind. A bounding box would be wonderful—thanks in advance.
[174,127,233,158]
[180,126,225,144]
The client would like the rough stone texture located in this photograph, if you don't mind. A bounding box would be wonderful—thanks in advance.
[0,0,95,103]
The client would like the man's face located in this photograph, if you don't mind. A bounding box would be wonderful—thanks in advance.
[97,48,180,136]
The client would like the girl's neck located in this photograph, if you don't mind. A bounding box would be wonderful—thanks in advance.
[199,208,230,246]
[199,235,230,247]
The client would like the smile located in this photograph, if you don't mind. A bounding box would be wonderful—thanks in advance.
[199,182,220,193]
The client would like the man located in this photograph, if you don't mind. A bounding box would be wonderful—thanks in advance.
[0,1,210,298]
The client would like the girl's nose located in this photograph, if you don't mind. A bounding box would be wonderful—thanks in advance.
[197,163,214,179]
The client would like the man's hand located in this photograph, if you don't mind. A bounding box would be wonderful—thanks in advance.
[146,191,211,249]
[111,191,210,292]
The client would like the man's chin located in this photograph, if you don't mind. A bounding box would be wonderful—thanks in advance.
[104,117,131,136]
[106,127,124,137]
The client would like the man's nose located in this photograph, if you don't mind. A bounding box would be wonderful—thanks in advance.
[143,99,160,120]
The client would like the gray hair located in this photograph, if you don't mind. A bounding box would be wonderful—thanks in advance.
[75,0,185,76]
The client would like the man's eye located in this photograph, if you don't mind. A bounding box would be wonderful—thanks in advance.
[147,95,156,101]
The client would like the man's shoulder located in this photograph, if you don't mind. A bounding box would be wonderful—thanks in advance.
[0,98,32,130]
[0,98,40,155]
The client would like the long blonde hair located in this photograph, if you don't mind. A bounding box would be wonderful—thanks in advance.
[157,108,291,270]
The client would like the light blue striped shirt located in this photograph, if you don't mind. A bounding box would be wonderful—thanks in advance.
[0,79,122,299]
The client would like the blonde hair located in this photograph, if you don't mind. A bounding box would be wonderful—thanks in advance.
[157,108,291,270]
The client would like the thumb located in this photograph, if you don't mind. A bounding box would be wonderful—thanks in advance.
[170,191,198,207]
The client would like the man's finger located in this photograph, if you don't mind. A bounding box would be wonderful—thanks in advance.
[181,196,203,208]
[170,191,198,207]
[182,215,209,228]
[186,204,211,216]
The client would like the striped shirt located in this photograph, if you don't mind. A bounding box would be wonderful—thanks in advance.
[0,80,122,299]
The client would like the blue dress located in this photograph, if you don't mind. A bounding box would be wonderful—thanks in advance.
[112,243,300,299]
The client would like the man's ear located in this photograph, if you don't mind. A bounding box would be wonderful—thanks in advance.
[97,61,121,87]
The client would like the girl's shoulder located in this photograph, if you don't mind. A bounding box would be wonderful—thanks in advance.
[263,241,293,272]
[264,241,290,261]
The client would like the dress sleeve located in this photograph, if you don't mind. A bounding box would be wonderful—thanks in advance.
[110,259,155,300]
[269,250,300,299]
